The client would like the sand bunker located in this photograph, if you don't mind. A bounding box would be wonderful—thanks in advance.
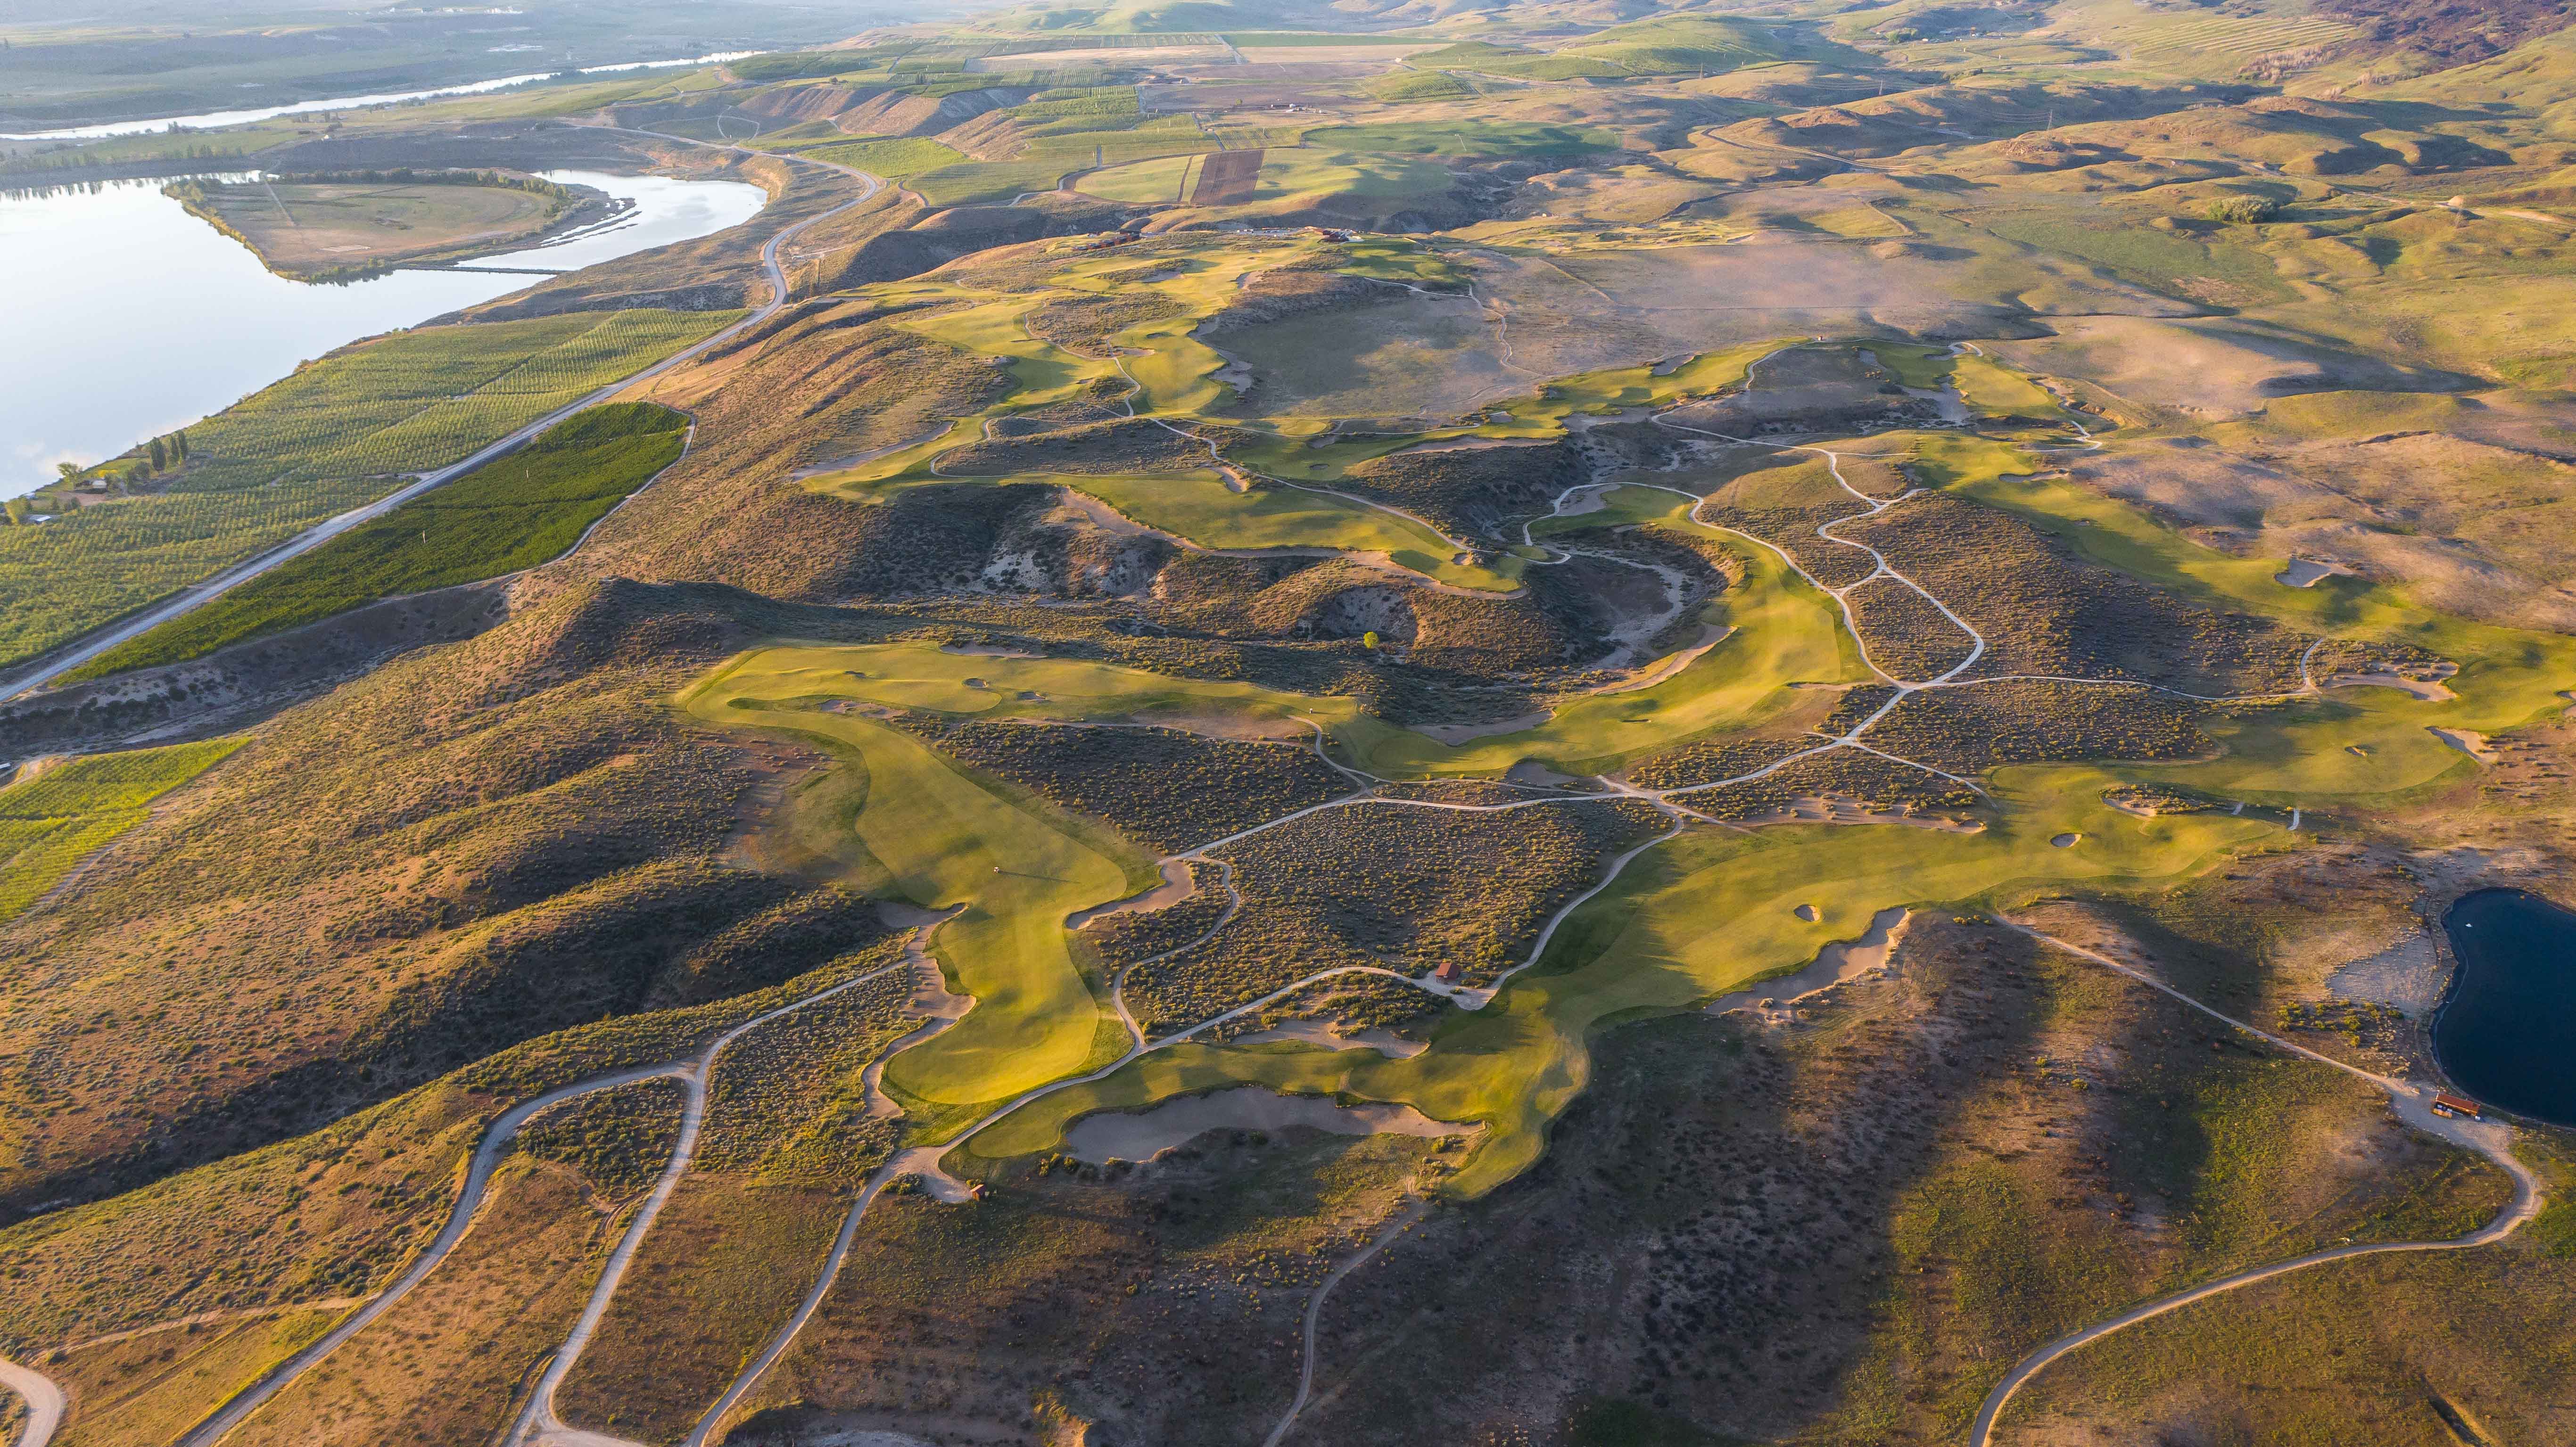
[2051,832,2080,847]
[2278,558,2357,587]
[1063,1086,1475,1163]
[1710,906,1913,1017]
[1065,858,1200,929]
[1598,624,1733,696]
[2429,727,2499,764]
[2326,671,2457,702]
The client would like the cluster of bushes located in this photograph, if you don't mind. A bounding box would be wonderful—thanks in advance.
[910,719,1351,855]
[1339,439,1587,542]
[2101,782,2223,815]
[267,168,581,204]
[1206,970,1450,1044]
[1842,494,2316,695]
[1124,798,1666,1031]
[1865,680,2214,774]
[2204,194,2281,225]
[1676,744,1982,821]
[699,954,916,1183]
[1627,734,1819,791]
[1844,576,1979,682]
[1082,862,1233,970]
[1023,289,1188,358]
[936,416,1221,477]
[516,1077,689,1200]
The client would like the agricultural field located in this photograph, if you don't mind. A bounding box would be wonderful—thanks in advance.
[163,171,583,280]
[0,310,731,674]
[66,403,692,680]
[17,2,2576,1445]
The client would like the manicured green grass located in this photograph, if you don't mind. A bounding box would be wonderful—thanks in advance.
[68,404,690,682]
[1301,120,1621,158]
[790,136,968,177]
[1073,153,1195,203]
[910,160,1075,206]
[1355,496,1862,775]
[1064,471,1512,592]
[1366,68,1474,102]
[682,661,1156,1117]
[0,739,245,921]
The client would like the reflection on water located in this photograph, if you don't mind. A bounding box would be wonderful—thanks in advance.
[2435,887,2576,1126]
[0,52,760,141]
[0,169,764,495]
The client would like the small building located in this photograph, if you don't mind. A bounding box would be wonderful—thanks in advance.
[1434,959,1462,984]
[2431,1091,2483,1120]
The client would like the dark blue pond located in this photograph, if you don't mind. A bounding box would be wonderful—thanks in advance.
[2435,887,2576,1126]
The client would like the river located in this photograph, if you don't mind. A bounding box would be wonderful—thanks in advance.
[2434,886,2576,1126]
[0,168,766,497]
[0,52,763,142]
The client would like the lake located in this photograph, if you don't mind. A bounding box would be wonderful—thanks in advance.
[0,168,767,496]
[2434,886,2576,1125]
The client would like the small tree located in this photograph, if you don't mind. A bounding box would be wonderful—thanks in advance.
[2204,195,2279,226]
[55,460,80,485]
[148,436,167,470]
[1362,630,1381,650]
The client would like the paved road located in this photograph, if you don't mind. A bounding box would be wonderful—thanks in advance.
[0,146,883,703]
[1965,923,2541,1447]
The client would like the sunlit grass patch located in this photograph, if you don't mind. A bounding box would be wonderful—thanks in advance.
[0,738,245,921]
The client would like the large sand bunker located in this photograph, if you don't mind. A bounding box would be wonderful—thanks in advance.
[1063,1086,1477,1162]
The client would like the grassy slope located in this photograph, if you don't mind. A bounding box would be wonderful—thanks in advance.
[682,658,1157,1119]
[0,740,245,921]
[68,403,692,682]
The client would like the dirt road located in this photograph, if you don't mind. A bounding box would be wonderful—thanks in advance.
[1965,923,2541,1447]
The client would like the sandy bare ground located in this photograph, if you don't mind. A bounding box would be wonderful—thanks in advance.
[1063,1085,1475,1163]
[2429,726,2499,764]
[0,1352,65,1447]
[2277,556,2355,587]
[1705,906,1913,1020]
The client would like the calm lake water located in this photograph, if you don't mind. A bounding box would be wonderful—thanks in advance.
[2435,887,2576,1125]
[0,169,766,496]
